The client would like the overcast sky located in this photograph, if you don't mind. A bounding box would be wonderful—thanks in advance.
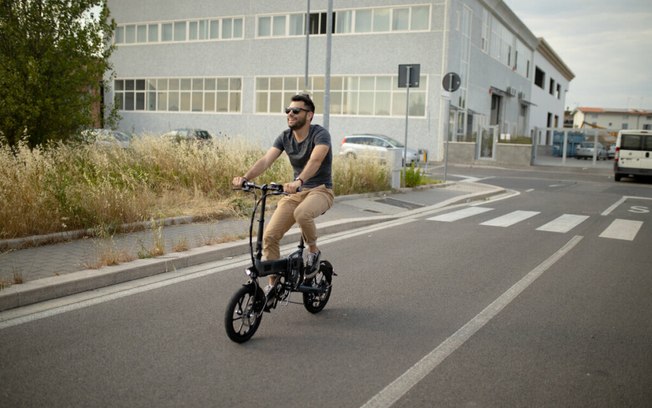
[503,0,652,110]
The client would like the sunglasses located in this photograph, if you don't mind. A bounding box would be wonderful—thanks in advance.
[285,107,310,115]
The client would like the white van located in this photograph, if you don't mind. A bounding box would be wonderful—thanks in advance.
[614,129,652,181]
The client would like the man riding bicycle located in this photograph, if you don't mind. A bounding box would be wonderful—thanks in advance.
[232,93,334,300]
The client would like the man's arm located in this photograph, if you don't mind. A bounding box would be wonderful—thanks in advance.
[297,144,329,182]
[284,144,329,193]
[232,147,282,188]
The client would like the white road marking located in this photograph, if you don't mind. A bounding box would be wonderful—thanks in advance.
[602,195,652,216]
[0,217,419,329]
[599,219,643,241]
[360,236,584,408]
[536,214,590,233]
[427,207,493,222]
[481,210,540,227]
[601,196,628,216]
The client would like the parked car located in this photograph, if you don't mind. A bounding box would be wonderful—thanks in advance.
[162,128,212,142]
[575,141,607,160]
[82,128,132,148]
[607,143,616,159]
[339,134,420,165]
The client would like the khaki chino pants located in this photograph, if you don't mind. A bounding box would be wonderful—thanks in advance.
[263,185,334,261]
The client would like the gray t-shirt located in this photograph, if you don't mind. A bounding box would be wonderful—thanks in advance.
[273,124,333,189]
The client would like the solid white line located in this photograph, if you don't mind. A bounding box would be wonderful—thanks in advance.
[427,207,493,222]
[360,235,584,408]
[601,196,628,216]
[599,219,643,241]
[481,210,540,227]
[536,214,590,233]
[0,217,419,329]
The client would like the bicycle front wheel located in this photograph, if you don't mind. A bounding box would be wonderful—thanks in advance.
[224,285,264,343]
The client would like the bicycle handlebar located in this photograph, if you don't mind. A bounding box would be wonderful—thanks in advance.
[241,181,285,193]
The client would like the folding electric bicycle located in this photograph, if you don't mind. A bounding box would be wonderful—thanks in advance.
[224,182,335,343]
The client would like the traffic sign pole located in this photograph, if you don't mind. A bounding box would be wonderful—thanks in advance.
[442,72,461,183]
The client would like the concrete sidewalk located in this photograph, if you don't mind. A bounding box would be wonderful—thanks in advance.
[0,182,506,311]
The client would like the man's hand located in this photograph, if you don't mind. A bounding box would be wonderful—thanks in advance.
[283,179,303,194]
[232,176,247,189]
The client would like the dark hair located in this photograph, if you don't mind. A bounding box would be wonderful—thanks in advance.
[291,93,315,112]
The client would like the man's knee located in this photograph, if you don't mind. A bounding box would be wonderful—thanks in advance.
[293,207,316,225]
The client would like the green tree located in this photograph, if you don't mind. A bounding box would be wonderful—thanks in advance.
[0,0,115,148]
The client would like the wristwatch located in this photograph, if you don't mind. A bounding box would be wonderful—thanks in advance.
[294,177,304,185]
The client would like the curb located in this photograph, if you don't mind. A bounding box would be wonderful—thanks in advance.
[0,184,505,312]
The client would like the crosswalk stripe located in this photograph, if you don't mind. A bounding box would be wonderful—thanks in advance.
[427,207,493,222]
[428,208,645,242]
[599,219,643,241]
[536,214,589,233]
[480,210,540,227]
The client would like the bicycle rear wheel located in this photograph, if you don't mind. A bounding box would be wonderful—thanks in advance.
[303,260,333,314]
[225,285,264,343]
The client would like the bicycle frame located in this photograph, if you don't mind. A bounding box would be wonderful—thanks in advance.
[242,182,305,282]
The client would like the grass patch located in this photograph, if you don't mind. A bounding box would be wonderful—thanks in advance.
[0,270,24,289]
[0,135,427,240]
[403,164,440,187]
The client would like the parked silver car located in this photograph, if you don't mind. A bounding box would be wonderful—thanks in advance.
[339,134,420,165]
[162,128,212,142]
[575,142,607,160]
[82,128,133,148]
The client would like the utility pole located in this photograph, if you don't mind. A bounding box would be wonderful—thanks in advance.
[323,0,333,130]
[304,0,310,91]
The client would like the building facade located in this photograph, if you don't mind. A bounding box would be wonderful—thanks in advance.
[530,38,574,145]
[573,107,652,131]
[105,0,572,161]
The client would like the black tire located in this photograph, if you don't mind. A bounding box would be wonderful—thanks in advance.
[303,260,333,314]
[614,173,622,182]
[225,285,264,343]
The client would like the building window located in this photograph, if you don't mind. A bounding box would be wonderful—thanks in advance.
[114,77,242,113]
[309,12,334,34]
[256,5,430,38]
[254,75,427,117]
[556,84,561,99]
[114,16,244,45]
[534,67,545,89]
[549,78,555,95]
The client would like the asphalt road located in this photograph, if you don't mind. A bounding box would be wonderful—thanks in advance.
[1,168,651,407]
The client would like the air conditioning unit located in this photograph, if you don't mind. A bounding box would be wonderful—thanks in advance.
[518,91,525,99]
[506,86,517,97]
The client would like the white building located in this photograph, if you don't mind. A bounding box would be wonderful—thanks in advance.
[530,38,574,145]
[106,0,572,161]
[573,107,652,131]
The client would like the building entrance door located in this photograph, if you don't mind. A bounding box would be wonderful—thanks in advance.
[479,126,498,159]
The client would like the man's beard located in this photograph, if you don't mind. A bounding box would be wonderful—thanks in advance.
[288,115,307,130]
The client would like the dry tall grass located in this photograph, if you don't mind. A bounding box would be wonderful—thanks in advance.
[0,135,390,239]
